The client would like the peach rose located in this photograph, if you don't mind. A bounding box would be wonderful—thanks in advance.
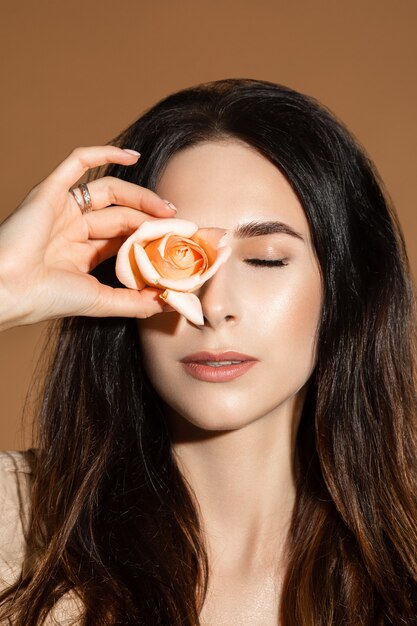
[115,219,232,325]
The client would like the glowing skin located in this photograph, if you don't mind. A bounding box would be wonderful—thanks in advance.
[136,140,323,622]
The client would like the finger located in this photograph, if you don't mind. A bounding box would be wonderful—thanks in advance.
[83,235,150,274]
[86,284,170,319]
[46,145,141,189]
[72,177,177,217]
[86,237,125,269]
[84,206,159,240]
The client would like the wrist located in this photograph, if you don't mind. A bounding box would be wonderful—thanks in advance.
[0,274,23,331]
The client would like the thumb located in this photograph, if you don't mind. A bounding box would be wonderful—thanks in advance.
[86,285,171,319]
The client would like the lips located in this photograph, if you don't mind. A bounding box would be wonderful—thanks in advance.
[180,351,257,363]
[180,352,258,382]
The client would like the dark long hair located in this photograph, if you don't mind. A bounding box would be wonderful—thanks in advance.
[1,79,417,625]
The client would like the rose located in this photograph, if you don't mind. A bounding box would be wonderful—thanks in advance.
[115,219,232,325]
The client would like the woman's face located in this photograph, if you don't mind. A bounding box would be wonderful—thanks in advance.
[136,140,322,433]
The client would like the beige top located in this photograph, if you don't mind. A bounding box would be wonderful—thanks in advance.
[0,450,83,625]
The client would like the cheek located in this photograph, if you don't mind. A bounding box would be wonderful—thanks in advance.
[256,271,322,365]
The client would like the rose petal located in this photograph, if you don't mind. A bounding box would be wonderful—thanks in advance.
[191,227,230,265]
[133,243,163,285]
[156,231,173,258]
[115,239,146,289]
[152,256,198,279]
[196,244,232,283]
[159,289,204,326]
[156,273,207,292]
[134,219,198,245]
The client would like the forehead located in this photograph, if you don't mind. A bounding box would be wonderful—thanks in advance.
[155,139,311,244]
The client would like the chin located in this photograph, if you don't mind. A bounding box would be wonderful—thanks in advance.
[162,400,266,438]
[185,415,248,433]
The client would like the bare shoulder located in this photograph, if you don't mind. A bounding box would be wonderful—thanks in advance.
[0,449,37,588]
[0,448,37,526]
[0,449,36,475]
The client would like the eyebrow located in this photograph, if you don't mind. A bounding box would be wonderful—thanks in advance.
[233,220,305,242]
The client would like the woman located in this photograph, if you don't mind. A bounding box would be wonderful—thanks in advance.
[0,78,416,625]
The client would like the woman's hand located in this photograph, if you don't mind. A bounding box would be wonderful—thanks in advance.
[0,146,177,331]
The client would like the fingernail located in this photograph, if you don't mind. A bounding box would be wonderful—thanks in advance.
[123,148,141,157]
[162,199,177,212]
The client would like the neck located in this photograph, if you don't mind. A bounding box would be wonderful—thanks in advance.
[166,395,303,576]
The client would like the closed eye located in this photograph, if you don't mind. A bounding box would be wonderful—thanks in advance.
[244,258,288,267]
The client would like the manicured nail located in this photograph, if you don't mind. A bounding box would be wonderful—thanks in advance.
[162,199,177,212]
[123,148,141,157]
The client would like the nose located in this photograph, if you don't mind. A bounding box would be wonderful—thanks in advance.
[196,260,240,329]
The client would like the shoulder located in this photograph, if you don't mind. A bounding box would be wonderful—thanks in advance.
[0,449,35,475]
[0,449,36,588]
[0,449,35,507]
[0,451,84,622]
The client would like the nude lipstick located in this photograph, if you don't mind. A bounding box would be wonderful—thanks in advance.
[180,351,258,382]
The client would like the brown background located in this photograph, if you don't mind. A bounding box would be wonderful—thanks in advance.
[0,0,416,450]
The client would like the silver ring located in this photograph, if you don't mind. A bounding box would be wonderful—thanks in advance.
[78,183,92,213]
[69,188,84,212]
[68,183,93,214]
